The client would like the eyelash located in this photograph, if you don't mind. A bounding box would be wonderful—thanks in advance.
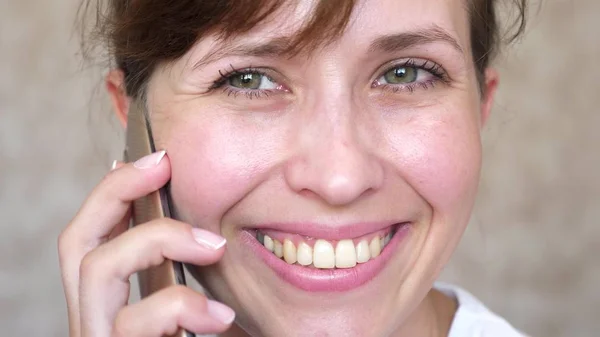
[376,58,449,94]
[208,59,449,99]
[209,65,277,100]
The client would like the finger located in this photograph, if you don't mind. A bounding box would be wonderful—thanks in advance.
[79,220,226,336]
[70,151,170,246]
[112,286,235,337]
[108,206,131,241]
[58,151,170,335]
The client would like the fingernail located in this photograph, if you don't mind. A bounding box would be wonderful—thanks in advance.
[110,160,118,171]
[133,150,166,169]
[206,299,235,325]
[192,228,226,250]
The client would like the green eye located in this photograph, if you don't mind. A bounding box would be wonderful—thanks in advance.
[229,73,263,89]
[383,67,418,84]
[227,71,279,90]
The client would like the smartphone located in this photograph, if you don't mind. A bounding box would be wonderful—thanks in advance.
[124,99,194,337]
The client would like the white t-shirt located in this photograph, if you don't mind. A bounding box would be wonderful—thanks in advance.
[435,283,527,337]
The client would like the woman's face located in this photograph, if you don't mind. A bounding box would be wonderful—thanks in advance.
[137,0,495,335]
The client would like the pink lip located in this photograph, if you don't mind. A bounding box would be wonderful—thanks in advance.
[240,223,411,292]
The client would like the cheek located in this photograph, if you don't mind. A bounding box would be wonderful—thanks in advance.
[157,115,285,227]
[386,110,482,219]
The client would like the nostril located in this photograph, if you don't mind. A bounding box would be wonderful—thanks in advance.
[297,188,318,199]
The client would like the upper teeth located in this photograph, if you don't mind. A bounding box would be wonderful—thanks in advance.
[257,232,393,269]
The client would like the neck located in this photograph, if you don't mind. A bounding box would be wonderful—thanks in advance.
[220,289,457,337]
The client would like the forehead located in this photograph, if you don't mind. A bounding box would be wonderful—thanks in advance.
[254,0,467,39]
[187,0,471,67]
[347,0,470,44]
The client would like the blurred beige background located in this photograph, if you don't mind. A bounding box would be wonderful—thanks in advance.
[1,0,598,336]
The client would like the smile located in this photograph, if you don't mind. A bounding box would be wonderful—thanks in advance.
[256,228,394,268]
[241,222,411,292]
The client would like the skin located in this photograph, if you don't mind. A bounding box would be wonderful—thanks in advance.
[59,0,499,336]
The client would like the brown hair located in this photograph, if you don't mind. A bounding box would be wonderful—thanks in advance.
[79,0,527,97]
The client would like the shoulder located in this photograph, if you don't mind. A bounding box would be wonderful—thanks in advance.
[434,283,529,337]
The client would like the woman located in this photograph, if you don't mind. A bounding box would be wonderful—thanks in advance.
[60,0,528,336]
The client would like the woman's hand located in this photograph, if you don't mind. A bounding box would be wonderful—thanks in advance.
[58,151,235,337]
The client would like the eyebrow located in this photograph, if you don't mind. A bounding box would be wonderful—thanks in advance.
[368,25,464,56]
[192,37,292,70]
[192,25,463,69]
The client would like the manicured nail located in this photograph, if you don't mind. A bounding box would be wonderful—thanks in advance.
[133,150,166,169]
[191,228,226,250]
[110,160,118,171]
[206,299,235,325]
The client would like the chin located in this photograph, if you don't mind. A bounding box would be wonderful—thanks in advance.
[189,219,437,337]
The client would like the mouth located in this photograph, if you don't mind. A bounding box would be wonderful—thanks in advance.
[240,222,411,292]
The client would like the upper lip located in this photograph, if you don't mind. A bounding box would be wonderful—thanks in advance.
[247,221,405,240]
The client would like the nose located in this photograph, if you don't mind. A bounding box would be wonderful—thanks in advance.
[284,104,384,206]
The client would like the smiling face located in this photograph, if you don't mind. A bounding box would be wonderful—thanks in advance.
[122,0,497,335]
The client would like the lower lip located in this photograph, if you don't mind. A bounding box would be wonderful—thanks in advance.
[240,224,411,292]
